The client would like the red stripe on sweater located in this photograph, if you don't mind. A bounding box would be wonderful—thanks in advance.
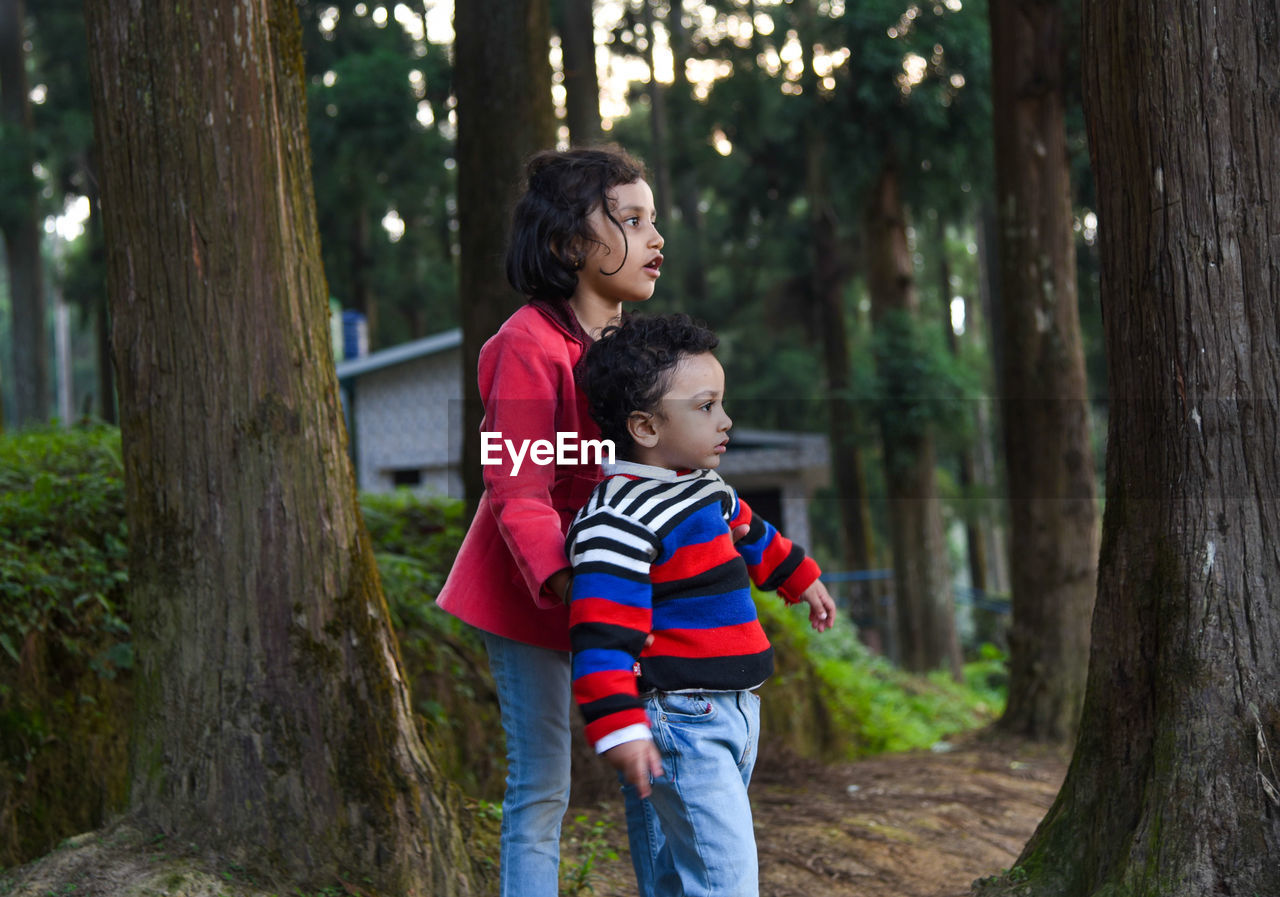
[779,556,822,603]
[574,669,641,705]
[746,532,795,583]
[650,532,736,583]
[648,620,771,658]
[571,597,651,631]
[585,709,650,746]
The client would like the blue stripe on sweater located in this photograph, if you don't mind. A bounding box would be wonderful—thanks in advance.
[653,506,734,564]
[652,590,759,630]
[732,518,780,567]
[572,570,651,608]
[572,647,637,678]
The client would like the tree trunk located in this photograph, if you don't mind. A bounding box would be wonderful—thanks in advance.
[84,2,477,892]
[667,0,709,307]
[455,0,555,509]
[937,219,989,600]
[865,161,961,678]
[350,203,376,350]
[989,0,1098,742]
[978,0,1280,893]
[642,0,672,225]
[812,145,876,633]
[974,204,1012,600]
[84,185,117,424]
[558,0,601,145]
[795,0,876,636]
[0,0,50,427]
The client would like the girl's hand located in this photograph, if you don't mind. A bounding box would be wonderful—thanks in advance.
[603,739,665,798]
[798,580,837,632]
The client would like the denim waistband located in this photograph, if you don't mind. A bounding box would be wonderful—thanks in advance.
[638,684,763,699]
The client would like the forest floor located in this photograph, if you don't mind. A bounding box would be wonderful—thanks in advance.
[560,729,1069,897]
[0,731,1066,897]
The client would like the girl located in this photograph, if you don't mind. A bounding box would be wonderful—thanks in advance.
[435,145,664,897]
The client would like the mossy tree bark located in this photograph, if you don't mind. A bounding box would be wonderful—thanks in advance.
[988,0,1098,744]
[84,2,476,893]
[978,0,1280,892]
[455,0,555,509]
[865,161,962,679]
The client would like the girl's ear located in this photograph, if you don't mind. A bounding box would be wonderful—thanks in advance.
[552,239,582,270]
[627,411,659,448]
[555,239,585,271]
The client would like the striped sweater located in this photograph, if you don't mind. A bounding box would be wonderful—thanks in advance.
[567,460,821,751]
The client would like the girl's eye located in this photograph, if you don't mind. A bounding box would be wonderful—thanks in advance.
[625,216,641,227]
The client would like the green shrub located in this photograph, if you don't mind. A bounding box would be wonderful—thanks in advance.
[358,491,505,799]
[0,426,133,869]
[0,426,130,673]
[757,590,1006,760]
[359,490,466,630]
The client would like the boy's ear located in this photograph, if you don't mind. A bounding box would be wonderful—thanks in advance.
[627,411,659,448]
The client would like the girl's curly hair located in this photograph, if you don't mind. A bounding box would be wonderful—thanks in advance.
[506,145,647,302]
[584,313,720,458]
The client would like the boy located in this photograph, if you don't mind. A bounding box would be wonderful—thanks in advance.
[567,313,836,897]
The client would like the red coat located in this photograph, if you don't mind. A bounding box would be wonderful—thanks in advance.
[436,302,603,650]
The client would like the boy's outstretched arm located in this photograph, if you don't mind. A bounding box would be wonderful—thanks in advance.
[602,739,665,799]
[729,492,830,617]
[796,578,837,632]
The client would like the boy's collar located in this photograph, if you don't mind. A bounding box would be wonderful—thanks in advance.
[603,459,703,481]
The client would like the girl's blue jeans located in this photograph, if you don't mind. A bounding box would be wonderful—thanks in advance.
[622,690,761,897]
[483,632,572,897]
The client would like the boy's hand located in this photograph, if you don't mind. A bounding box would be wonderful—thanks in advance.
[730,523,750,543]
[602,738,665,798]
[798,580,837,632]
[547,569,572,605]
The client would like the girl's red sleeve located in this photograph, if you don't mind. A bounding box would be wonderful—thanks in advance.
[477,323,577,608]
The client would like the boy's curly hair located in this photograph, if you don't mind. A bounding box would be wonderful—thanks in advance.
[585,313,720,458]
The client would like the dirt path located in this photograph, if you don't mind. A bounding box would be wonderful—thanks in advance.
[563,732,1068,897]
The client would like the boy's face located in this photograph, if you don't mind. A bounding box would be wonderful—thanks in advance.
[630,352,733,471]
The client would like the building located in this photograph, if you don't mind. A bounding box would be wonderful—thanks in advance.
[335,329,829,548]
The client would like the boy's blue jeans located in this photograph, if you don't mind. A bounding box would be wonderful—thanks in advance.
[483,632,572,897]
[621,689,761,897]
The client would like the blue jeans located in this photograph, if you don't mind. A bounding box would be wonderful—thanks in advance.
[483,632,572,897]
[622,690,761,897]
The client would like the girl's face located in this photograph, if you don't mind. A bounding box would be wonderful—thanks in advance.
[576,179,664,307]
